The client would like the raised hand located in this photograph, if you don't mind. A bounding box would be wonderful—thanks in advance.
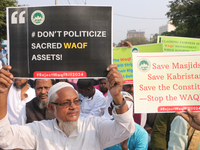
[0,65,13,119]
[176,109,200,130]
[106,64,128,114]
[106,64,124,98]
[0,65,13,93]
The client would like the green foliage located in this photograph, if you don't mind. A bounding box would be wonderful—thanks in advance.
[164,0,200,37]
[118,36,150,47]
[0,0,18,41]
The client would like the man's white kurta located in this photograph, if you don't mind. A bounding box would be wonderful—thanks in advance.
[79,88,106,117]
[7,83,36,125]
[0,101,134,150]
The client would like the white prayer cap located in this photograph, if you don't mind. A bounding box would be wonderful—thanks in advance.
[121,91,133,102]
[48,82,75,100]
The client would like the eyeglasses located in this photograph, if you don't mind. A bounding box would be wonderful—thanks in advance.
[50,99,82,108]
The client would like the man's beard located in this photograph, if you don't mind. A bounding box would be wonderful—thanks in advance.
[54,106,78,137]
[38,100,49,109]
[58,119,78,137]
[38,93,49,109]
[14,80,28,89]
[101,88,108,94]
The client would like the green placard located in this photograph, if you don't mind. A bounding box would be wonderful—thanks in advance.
[157,36,200,52]
[113,43,164,84]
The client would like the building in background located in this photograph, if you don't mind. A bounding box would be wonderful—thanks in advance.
[159,21,176,35]
[127,30,145,39]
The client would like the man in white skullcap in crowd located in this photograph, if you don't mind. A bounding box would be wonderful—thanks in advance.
[0,64,135,150]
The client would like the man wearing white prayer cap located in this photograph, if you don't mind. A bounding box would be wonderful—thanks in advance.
[0,64,135,150]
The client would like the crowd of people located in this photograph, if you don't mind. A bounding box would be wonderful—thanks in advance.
[0,40,200,150]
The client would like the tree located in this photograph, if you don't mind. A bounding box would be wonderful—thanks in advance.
[0,0,18,41]
[118,36,149,47]
[164,0,200,37]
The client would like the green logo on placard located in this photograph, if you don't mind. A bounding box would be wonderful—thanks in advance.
[131,47,139,52]
[137,58,151,72]
[31,10,45,25]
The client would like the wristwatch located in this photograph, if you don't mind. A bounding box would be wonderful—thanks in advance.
[112,95,126,109]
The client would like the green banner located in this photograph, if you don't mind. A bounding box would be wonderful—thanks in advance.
[157,36,200,52]
[113,43,163,84]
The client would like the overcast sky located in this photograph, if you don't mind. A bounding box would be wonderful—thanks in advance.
[17,0,171,44]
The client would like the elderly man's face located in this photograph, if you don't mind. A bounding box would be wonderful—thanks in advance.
[35,79,52,102]
[51,87,81,122]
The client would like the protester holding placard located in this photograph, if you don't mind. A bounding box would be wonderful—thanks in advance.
[0,64,135,150]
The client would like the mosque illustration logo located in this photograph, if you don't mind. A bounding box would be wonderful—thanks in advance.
[137,58,151,72]
[31,10,45,25]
